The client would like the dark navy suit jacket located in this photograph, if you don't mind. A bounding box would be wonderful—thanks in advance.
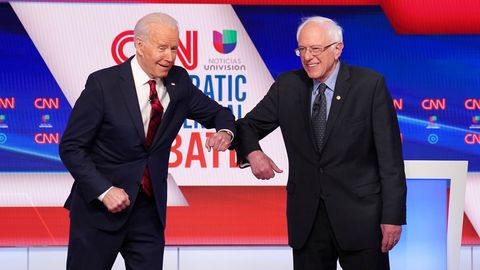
[60,57,235,231]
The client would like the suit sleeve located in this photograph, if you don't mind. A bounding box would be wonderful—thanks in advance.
[372,76,407,225]
[236,81,281,162]
[59,74,112,203]
[186,80,236,135]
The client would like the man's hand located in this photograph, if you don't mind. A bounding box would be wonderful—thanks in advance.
[205,131,232,152]
[102,187,130,213]
[380,224,402,253]
[247,150,283,180]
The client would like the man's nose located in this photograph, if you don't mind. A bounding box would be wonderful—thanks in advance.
[164,49,176,62]
[303,50,314,60]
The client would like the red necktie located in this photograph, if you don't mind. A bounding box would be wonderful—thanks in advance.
[141,79,164,198]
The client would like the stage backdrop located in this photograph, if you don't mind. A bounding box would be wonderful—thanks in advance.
[0,0,479,254]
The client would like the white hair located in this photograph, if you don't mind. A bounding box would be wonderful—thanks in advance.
[296,16,343,43]
[134,12,178,41]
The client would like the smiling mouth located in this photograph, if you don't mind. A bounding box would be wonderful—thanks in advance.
[158,63,171,69]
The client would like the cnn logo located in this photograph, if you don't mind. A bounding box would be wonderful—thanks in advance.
[111,30,198,70]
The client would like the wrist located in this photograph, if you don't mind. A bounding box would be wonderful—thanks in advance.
[218,129,234,142]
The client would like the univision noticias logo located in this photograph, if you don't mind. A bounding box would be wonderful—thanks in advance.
[213,30,237,54]
[39,114,53,128]
[470,115,480,129]
[0,114,7,128]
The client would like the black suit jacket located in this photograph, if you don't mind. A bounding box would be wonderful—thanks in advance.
[236,62,406,250]
[60,57,235,231]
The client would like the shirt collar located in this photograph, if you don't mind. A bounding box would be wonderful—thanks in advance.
[131,55,163,88]
[313,61,341,93]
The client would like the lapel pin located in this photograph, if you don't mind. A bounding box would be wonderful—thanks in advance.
[336,95,341,100]
[171,82,176,86]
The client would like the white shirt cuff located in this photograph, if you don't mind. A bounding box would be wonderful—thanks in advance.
[98,186,114,202]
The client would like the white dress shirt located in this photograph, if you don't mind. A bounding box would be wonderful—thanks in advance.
[131,56,170,135]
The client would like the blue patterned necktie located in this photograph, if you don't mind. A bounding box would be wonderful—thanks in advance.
[312,83,327,152]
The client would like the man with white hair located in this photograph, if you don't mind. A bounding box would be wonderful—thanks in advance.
[60,12,235,270]
[236,16,406,270]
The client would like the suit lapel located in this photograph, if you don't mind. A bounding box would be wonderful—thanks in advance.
[119,58,146,140]
[323,62,351,146]
[297,70,317,152]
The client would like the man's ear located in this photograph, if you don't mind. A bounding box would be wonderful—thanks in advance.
[135,36,144,56]
[334,42,344,60]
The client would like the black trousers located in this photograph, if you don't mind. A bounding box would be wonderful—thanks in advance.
[293,200,389,270]
[67,190,165,270]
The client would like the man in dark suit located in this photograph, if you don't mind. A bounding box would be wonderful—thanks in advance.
[236,16,406,270]
[59,12,235,270]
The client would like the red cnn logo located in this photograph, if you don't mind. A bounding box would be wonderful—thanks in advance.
[421,98,446,110]
[393,98,403,110]
[465,99,480,110]
[465,133,480,145]
[34,133,60,144]
[34,98,59,109]
[0,97,15,109]
[111,30,134,65]
[111,30,198,70]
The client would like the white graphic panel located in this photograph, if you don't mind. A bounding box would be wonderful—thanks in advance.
[11,3,288,186]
